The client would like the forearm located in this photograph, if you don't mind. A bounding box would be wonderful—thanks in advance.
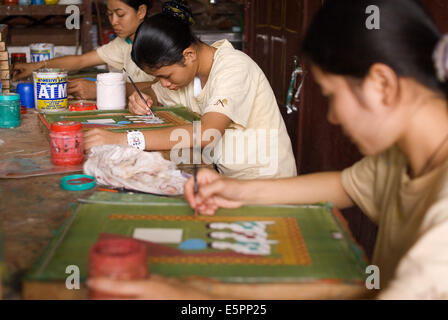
[237,172,355,209]
[36,51,102,72]
[37,55,86,72]
[143,124,206,151]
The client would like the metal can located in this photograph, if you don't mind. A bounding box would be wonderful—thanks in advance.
[30,43,54,63]
[33,68,68,112]
[0,93,21,128]
[50,121,84,166]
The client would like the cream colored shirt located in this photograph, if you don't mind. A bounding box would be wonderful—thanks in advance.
[151,40,297,179]
[96,37,155,83]
[342,147,448,299]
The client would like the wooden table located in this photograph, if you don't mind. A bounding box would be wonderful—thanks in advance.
[0,109,204,299]
[0,110,367,300]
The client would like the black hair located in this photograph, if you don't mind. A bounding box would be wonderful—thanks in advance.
[302,0,448,98]
[131,0,199,70]
[118,0,152,16]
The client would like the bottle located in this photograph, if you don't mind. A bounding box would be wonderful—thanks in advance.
[50,121,84,166]
[96,73,126,110]
[11,53,27,65]
[0,93,21,128]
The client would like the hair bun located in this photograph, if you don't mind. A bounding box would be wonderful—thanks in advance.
[162,0,195,25]
[434,34,448,82]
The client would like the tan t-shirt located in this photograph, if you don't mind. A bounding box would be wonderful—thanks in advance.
[96,37,155,83]
[342,147,448,299]
[151,40,297,179]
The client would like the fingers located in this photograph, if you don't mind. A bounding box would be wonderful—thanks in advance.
[12,63,36,81]
[12,66,27,81]
[197,178,226,201]
[83,128,106,153]
[184,168,220,208]
[67,79,96,100]
[184,177,197,208]
[128,92,152,115]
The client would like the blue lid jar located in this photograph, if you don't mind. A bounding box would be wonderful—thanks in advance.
[0,93,20,101]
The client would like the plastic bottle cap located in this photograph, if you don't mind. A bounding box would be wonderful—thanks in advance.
[0,93,20,101]
[60,174,96,191]
[50,121,82,132]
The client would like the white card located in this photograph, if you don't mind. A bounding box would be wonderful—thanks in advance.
[86,118,116,124]
[133,228,183,244]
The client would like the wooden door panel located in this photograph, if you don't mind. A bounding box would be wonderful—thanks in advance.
[254,32,270,80]
[422,0,448,32]
[285,0,302,33]
[269,0,283,30]
[270,34,287,105]
[255,0,270,27]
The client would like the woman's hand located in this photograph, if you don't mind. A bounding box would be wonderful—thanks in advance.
[128,90,153,115]
[184,168,245,216]
[83,129,126,153]
[87,275,211,300]
[68,79,97,100]
[12,62,37,81]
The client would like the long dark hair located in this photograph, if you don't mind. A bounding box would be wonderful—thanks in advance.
[302,0,448,98]
[119,0,152,17]
[131,0,199,70]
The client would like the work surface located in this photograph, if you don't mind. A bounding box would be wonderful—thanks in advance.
[0,110,368,300]
[0,110,200,299]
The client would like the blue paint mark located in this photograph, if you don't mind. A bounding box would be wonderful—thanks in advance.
[117,121,131,125]
[179,239,207,250]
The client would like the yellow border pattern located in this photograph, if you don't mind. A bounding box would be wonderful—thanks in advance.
[108,215,312,266]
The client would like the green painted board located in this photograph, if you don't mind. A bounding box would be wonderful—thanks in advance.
[26,192,368,284]
[39,105,200,132]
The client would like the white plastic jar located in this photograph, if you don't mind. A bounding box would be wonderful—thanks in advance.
[96,72,126,110]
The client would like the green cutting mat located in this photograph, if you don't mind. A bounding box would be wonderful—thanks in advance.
[26,192,367,284]
[39,105,200,132]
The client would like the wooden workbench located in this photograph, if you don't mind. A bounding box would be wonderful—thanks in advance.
[0,109,202,299]
[0,110,367,300]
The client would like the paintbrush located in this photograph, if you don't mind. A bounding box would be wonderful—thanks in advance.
[193,120,199,217]
[122,68,155,117]
[193,163,198,218]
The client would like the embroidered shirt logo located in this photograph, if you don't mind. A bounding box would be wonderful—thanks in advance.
[214,99,228,108]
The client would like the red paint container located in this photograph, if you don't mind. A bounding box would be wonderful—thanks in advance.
[69,102,97,112]
[50,121,84,166]
[88,237,148,299]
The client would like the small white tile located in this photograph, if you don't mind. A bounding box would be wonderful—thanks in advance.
[133,228,183,244]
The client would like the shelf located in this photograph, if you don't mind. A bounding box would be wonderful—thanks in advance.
[0,4,85,16]
[0,0,93,53]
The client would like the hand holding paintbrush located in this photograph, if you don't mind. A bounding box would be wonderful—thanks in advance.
[123,68,155,117]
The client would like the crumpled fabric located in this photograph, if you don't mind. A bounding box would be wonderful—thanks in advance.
[83,145,187,195]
